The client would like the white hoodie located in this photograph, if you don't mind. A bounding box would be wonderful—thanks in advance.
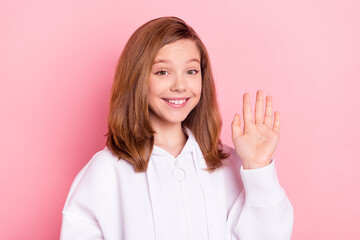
[60,128,294,239]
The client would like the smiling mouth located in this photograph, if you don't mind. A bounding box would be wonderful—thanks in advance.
[162,98,190,105]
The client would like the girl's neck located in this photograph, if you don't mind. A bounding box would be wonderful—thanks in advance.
[152,123,188,157]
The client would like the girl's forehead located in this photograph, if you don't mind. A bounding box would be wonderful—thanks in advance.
[153,40,201,64]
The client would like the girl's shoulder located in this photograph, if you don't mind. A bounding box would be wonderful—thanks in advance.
[63,147,134,209]
[73,147,132,182]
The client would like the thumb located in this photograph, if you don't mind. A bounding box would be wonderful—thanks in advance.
[231,114,242,140]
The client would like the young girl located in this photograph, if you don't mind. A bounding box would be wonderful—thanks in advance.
[60,16,294,240]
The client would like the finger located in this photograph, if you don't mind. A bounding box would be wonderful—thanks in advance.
[243,93,253,127]
[231,114,242,139]
[264,95,273,127]
[255,90,264,124]
[273,111,280,133]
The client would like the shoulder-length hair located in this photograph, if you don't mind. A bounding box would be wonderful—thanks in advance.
[106,16,229,172]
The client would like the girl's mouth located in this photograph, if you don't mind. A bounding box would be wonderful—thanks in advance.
[162,98,190,107]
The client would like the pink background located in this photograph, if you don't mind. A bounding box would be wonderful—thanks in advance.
[1,0,359,239]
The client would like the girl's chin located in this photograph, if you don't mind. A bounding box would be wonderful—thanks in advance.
[149,115,188,126]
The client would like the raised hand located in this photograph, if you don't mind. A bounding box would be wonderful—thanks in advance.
[231,90,280,169]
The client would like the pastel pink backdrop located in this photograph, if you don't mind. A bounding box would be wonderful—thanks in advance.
[1,0,359,239]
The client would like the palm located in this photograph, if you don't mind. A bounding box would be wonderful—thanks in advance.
[231,90,280,169]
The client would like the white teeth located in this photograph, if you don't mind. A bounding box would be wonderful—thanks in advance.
[167,99,186,104]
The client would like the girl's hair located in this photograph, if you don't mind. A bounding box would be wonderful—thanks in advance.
[106,16,229,172]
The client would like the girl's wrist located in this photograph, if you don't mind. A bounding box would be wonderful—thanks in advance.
[242,160,271,170]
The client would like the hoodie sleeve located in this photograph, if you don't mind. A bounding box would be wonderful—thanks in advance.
[59,159,105,240]
[60,212,104,240]
[226,159,294,240]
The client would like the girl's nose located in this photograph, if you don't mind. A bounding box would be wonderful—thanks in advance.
[170,74,186,92]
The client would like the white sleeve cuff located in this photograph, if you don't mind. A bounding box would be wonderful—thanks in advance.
[240,158,285,205]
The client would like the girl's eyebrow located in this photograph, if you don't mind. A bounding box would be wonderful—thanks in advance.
[153,59,171,65]
[153,58,200,65]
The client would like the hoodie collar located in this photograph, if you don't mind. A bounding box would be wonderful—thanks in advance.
[151,127,196,157]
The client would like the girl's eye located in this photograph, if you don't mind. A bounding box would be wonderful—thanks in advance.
[187,69,199,75]
[155,70,169,75]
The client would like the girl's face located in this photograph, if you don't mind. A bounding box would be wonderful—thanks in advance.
[148,39,202,128]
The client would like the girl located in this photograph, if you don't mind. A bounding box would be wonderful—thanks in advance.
[60,16,294,239]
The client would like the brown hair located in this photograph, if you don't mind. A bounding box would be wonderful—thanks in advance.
[106,16,229,172]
